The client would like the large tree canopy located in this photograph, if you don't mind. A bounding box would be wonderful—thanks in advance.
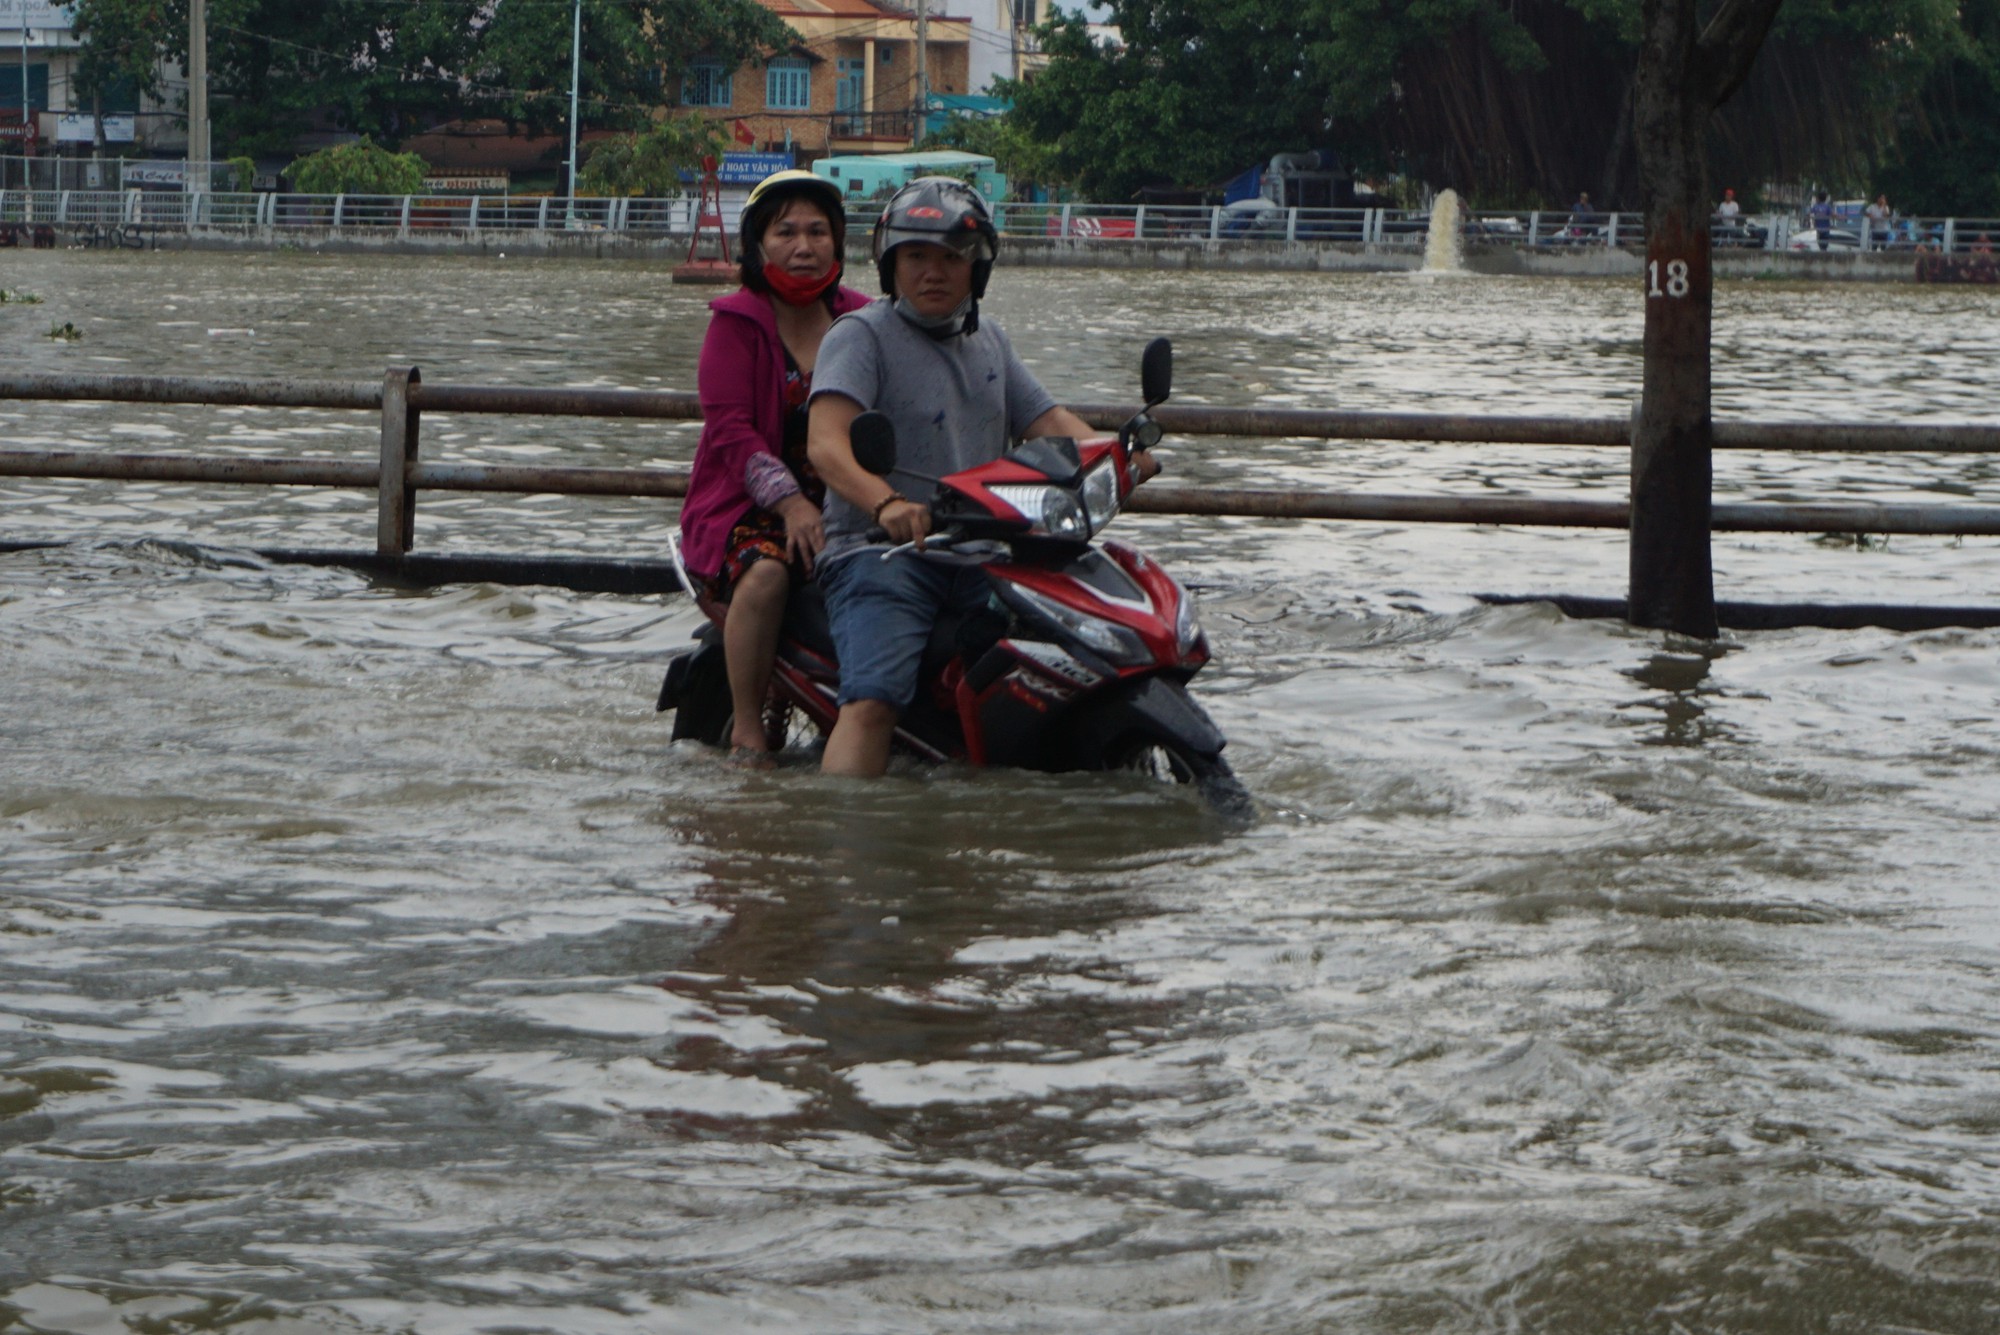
[1874,0,2000,215]
[70,0,792,159]
[1009,0,1985,208]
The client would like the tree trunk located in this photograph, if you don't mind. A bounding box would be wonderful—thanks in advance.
[1629,0,1716,637]
[1626,0,1785,638]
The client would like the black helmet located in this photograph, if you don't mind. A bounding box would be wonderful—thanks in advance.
[738,169,847,295]
[872,175,999,300]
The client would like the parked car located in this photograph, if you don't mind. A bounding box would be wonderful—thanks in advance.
[1789,227,1861,251]
[1711,218,1769,248]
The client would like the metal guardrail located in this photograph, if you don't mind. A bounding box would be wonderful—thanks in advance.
[5,187,1997,257]
[7,372,2000,585]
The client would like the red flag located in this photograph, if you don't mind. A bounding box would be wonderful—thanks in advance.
[732,120,755,146]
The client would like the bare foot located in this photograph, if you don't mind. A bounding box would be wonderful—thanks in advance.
[726,745,777,771]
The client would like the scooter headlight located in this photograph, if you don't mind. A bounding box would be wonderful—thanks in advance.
[1080,459,1120,532]
[1001,582,1152,667]
[1173,581,1205,657]
[988,485,1090,540]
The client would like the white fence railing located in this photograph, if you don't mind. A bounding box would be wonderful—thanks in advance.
[3,189,1996,258]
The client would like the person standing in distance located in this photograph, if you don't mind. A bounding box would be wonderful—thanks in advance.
[1864,193,1892,251]
[804,177,1158,778]
[1809,191,1835,250]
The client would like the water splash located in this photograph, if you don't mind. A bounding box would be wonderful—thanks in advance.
[1423,189,1466,272]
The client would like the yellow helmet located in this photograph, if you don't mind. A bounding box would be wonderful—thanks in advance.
[744,169,845,221]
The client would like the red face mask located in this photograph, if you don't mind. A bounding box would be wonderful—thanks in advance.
[762,261,840,307]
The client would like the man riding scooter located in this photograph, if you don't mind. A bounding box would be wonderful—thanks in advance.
[805,176,1160,778]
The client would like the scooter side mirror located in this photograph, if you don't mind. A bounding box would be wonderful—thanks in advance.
[1140,337,1173,408]
[850,411,898,476]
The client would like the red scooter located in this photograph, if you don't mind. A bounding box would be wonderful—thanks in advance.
[659,339,1247,814]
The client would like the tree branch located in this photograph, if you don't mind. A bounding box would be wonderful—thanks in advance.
[1692,0,1787,111]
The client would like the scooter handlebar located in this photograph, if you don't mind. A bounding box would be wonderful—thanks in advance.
[879,526,965,561]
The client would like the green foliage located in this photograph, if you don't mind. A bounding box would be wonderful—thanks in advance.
[578,114,726,196]
[1012,0,1992,206]
[919,111,1061,194]
[287,139,427,195]
[1875,0,2000,214]
[0,289,44,304]
[66,0,169,121]
[46,322,83,342]
[228,156,257,191]
[121,1,790,159]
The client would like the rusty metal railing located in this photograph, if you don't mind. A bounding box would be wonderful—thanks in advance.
[6,369,2000,579]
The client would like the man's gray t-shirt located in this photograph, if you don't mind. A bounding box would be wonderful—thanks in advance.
[810,300,1058,565]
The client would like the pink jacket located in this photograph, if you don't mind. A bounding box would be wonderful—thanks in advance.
[679,284,873,580]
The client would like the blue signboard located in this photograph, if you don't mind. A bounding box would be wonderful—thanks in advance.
[714,152,794,185]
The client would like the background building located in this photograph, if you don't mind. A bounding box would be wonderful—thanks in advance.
[704,0,970,158]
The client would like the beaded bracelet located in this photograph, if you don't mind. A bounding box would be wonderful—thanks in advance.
[871,492,908,523]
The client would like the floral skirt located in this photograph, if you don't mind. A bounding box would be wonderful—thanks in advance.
[699,508,801,603]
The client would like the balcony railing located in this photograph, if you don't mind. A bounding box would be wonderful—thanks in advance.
[827,109,920,142]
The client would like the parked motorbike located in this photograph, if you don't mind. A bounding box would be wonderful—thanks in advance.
[658,338,1248,815]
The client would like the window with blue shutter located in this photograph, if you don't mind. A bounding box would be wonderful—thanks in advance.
[765,58,810,111]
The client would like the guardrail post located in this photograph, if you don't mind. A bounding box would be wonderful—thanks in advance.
[1059,203,1071,238]
[1607,212,1620,247]
[1209,206,1222,241]
[537,197,550,231]
[1287,208,1299,243]
[378,366,422,560]
[468,196,481,231]
[334,194,346,228]
[1943,218,1957,253]
[56,190,70,224]
[399,195,412,236]
[1528,211,1541,246]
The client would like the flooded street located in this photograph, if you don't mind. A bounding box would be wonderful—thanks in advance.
[4,251,2000,1333]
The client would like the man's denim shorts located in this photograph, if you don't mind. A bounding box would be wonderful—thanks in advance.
[817,552,991,710]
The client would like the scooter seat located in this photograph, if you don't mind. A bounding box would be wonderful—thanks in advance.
[780,581,837,664]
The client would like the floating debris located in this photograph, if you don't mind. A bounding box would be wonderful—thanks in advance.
[1,288,44,304]
[46,321,82,342]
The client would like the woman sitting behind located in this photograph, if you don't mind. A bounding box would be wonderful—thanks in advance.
[679,171,871,762]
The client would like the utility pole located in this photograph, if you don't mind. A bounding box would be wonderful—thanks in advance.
[18,5,30,165]
[565,0,581,228]
[914,0,928,134]
[189,0,208,189]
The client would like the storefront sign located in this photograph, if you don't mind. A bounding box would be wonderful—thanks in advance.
[422,171,510,192]
[714,152,794,185]
[56,113,135,144]
[124,161,188,185]
[0,2,74,29]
